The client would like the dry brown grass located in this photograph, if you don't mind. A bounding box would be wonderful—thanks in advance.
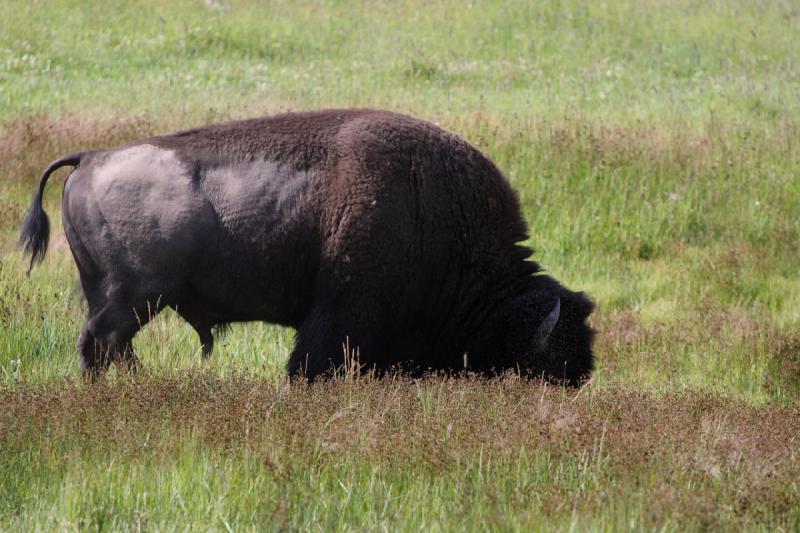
[765,332,800,397]
[595,302,800,400]
[0,100,296,188]
[5,374,794,528]
[0,114,156,185]
[3,374,798,483]
[5,110,797,189]
[441,110,799,179]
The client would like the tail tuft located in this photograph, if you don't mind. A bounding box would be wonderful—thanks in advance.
[18,194,50,275]
[18,152,85,275]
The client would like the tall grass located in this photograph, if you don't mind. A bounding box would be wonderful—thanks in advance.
[0,0,798,529]
[2,376,799,530]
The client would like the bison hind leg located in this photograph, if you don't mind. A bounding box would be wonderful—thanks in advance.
[79,296,160,381]
[78,324,109,381]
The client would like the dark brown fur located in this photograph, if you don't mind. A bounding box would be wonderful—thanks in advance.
[20,109,594,382]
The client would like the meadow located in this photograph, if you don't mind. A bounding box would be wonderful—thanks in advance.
[1,0,798,530]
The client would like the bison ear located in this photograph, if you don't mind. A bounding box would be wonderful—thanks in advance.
[534,298,560,350]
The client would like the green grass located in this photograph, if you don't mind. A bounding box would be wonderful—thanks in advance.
[3,377,799,531]
[0,0,799,530]
[1,0,798,125]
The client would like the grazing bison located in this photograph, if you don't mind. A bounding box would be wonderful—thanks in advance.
[20,109,595,383]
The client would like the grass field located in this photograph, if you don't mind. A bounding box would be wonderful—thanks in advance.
[1,0,799,530]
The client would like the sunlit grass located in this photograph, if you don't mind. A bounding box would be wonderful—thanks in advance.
[1,0,798,126]
[0,0,798,530]
[2,376,798,530]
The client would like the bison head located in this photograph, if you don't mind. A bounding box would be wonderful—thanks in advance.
[499,280,596,385]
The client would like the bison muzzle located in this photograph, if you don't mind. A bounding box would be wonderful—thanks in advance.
[19,109,595,383]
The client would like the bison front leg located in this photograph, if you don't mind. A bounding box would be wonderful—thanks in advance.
[171,304,215,359]
[288,298,382,381]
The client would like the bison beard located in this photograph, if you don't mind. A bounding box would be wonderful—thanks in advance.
[19,109,595,384]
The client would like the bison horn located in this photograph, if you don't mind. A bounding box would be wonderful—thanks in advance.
[535,298,561,350]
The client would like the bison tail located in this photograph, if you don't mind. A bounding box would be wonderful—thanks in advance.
[18,152,86,275]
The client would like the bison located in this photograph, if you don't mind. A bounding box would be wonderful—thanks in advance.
[20,109,595,383]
